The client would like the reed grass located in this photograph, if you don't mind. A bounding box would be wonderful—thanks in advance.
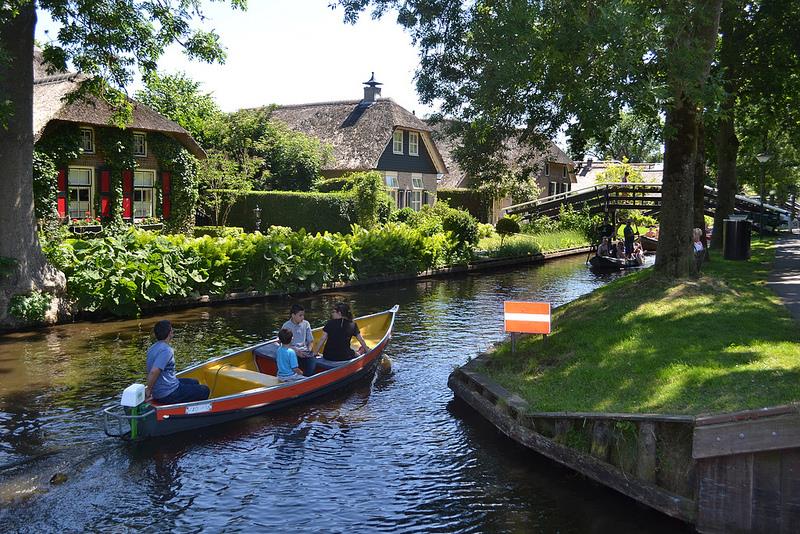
[478,230,589,258]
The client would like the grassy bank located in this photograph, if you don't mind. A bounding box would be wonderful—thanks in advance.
[478,230,589,258]
[484,237,800,414]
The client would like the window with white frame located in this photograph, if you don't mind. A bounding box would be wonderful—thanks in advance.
[410,190,422,211]
[562,165,567,178]
[411,173,424,189]
[133,132,147,157]
[68,167,93,219]
[548,181,557,197]
[393,130,404,154]
[80,128,94,154]
[409,132,419,156]
[385,172,399,205]
[544,162,550,176]
[133,170,156,219]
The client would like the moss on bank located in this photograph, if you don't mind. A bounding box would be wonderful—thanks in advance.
[484,237,800,414]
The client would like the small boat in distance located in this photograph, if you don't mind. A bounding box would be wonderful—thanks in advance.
[588,255,642,271]
[640,235,658,252]
[104,305,399,440]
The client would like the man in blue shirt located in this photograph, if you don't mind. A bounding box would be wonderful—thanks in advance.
[146,320,210,403]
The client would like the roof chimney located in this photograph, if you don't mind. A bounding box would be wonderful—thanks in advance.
[363,72,382,102]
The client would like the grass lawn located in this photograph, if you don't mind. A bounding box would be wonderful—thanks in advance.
[484,237,800,415]
[478,230,589,258]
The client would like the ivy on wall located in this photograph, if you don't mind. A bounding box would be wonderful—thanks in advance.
[149,133,199,233]
[33,124,82,224]
[98,128,137,231]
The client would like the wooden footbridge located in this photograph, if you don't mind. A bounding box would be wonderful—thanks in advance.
[503,183,792,228]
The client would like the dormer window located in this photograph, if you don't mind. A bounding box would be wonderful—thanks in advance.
[133,132,147,157]
[393,130,403,154]
[80,128,94,154]
[409,132,419,156]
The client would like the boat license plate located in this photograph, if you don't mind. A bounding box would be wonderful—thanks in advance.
[185,403,212,415]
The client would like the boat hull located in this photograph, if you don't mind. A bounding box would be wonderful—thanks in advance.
[640,235,658,252]
[588,255,640,271]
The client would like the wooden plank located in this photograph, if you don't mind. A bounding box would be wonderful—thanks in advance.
[751,451,782,533]
[693,414,800,459]
[525,411,694,423]
[779,449,800,534]
[695,405,799,427]
[637,422,657,483]
[696,455,753,533]
[449,374,697,523]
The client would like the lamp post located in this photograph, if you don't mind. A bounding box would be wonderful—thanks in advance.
[756,152,772,235]
[253,205,262,232]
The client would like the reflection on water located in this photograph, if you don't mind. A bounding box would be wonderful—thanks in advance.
[0,255,688,532]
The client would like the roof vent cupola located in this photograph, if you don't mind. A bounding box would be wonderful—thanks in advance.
[362,72,383,102]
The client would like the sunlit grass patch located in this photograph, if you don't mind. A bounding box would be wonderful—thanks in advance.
[478,230,589,258]
[483,236,800,415]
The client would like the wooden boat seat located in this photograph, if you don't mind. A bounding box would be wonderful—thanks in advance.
[205,364,281,398]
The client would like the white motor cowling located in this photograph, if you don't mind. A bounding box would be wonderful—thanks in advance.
[121,384,146,407]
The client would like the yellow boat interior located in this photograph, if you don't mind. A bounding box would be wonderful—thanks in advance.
[176,310,393,400]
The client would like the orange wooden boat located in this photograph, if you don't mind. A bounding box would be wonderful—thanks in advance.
[104,306,398,439]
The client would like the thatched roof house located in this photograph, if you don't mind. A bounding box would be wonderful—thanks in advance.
[268,74,447,211]
[33,51,204,159]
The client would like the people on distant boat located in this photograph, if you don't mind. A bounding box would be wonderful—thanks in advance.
[632,242,645,266]
[276,328,305,382]
[313,302,369,362]
[623,220,636,256]
[621,170,629,184]
[692,227,705,270]
[281,304,315,376]
[597,237,611,257]
[145,320,210,403]
[615,240,626,259]
[645,226,658,239]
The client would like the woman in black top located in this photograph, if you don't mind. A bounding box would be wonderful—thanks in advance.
[313,302,369,361]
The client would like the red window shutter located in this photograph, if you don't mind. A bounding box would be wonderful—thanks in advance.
[100,169,111,217]
[161,171,171,219]
[122,170,133,219]
[57,169,67,217]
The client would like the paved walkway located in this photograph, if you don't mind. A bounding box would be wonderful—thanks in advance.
[767,230,800,322]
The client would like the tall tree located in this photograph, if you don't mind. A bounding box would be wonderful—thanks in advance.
[586,111,663,163]
[0,0,245,325]
[336,0,721,277]
[135,71,223,148]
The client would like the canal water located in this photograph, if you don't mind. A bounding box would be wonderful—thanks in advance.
[0,254,687,532]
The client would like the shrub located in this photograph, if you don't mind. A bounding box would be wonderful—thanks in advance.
[441,206,479,247]
[226,190,356,234]
[496,216,521,245]
[314,177,353,193]
[350,171,386,230]
[436,188,491,222]
[7,290,52,323]
[193,226,244,238]
[390,207,416,224]
[478,223,496,239]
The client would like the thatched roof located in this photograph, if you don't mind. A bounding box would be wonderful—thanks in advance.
[32,51,205,159]
[431,120,574,188]
[270,99,445,172]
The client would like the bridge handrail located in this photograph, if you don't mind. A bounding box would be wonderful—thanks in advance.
[503,182,664,214]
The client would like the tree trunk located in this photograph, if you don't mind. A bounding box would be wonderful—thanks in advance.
[711,0,741,250]
[0,3,65,326]
[655,95,698,277]
[655,0,722,278]
[694,118,709,255]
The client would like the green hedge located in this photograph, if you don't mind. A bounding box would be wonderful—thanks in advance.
[193,226,244,238]
[226,191,356,234]
[314,177,352,193]
[436,188,491,222]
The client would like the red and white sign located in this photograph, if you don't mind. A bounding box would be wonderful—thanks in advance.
[504,301,551,335]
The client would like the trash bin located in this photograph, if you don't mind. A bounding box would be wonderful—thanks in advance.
[723,218,751,260]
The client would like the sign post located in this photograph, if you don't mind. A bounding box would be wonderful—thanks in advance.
[504,301,551,355]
